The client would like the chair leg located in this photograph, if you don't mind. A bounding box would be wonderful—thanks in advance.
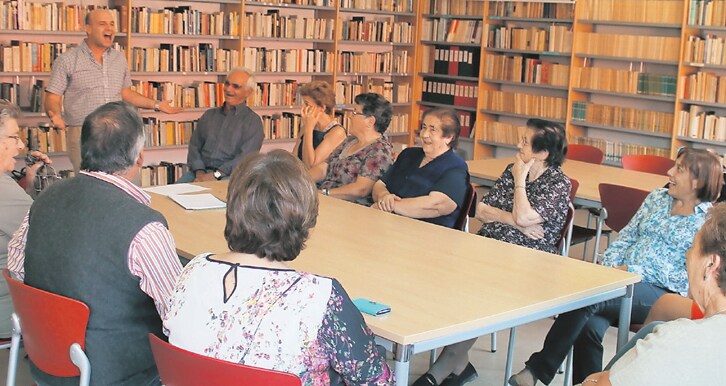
[592,208,606,264]
[503,328,516,386]
[563,347,574,386]
[491,332,497,352]
[70,343,91,386]
[429,348,437,367]
[7,314,21,386]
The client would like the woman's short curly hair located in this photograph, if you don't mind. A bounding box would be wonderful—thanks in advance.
[224,150,319,261]
[299,80,336,115]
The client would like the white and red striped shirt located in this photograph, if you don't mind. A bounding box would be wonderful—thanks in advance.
[7,171,182,319]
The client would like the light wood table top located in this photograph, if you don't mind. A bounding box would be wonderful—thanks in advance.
[468,158,668,207]
[150,181,640,384]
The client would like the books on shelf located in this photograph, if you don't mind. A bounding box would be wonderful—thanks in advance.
[21,125,66,153]
[485,24,572,53]
[334,79,409,105]
[677,105,726,141]
[421,79,478,108]
[245,10,334,40]
[421,18,483,44]
[340,0,413,13]
[573,67,677,96]
[0,40,83,72]
[688,0,726,27]
[422,45,480,77]
[425,0,485,16]
[0,2,118,31]
[132,43,238,73]
[142,118,195,148]
[483,53,569,87]
[130,6,239,36]
[260,112,300,140]
[337,50,409,74]
[680,71,726,103]
[571,101,674,134]
[140,162,189,188]
[481,90,567,120]
[132,80,224,109]
[340,16,412,43]
[684,34,726,66]
[479,121,525,146]
[249,79,300,108]
[571,136,670,164]
[245,47,333,73]
[578,0,682,24]
[490,1,573,19]
[575,32,680,62]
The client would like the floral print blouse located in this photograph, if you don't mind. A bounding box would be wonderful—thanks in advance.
[602,188,711,296]
[477,163,571,254]
[164,254,393,386]
[318,136,394,191]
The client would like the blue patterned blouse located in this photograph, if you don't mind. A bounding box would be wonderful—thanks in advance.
[602,188,712,296]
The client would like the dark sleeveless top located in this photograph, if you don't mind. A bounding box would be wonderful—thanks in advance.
[297,122,345,161]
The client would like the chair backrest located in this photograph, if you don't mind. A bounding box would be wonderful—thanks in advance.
[454,183,477,232]
[2,269,89,377]
[567,144,604,164]
[558,178,579,256]
[598,183,651,233]
[621,154,674,176]
[149,334,302,386]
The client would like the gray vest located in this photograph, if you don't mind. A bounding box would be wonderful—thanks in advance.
[25,174,167,386]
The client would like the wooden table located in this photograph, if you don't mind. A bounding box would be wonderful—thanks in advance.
[150,182,640,385]
[468,158,668,208]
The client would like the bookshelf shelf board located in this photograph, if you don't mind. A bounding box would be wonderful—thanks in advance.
[574,53,678,65]
[419,72,479,82]
[337,103,410,108]
[0,30,127,37]
[384,132,410,137]
[479,109,566,124]
[421,40,481,48]
[485,47,570,57]
[245,2,335,11]
[577,19,681,29]
[133,33,239,40]
[477,140,518,150]
[257,72,334,76]
[15,152,66,160]
[483,78,569,91]
[569,120,672,139]
[140,107,212,113]
[264,138,297,143]
[683,62,726,71]
[336,72,411,77]
[19,111,47,118]
[676,136,726,147]
[245,37,334,43]
[687,24,726,32]
[572,88,676,102]
[423,14,483,21]
[146,145,189,151]
[338,40,414,47]
[487,16,572,24]
[680,99,726,109]
[418,101,477,112]
[131,71,227,76]
[249,105,301,111]
[339,8,414,17]
[0,72,50,76]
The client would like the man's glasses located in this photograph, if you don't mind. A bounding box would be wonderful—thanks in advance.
[343,108,368,117]
[2,135,21,145]
[224,80,244,90]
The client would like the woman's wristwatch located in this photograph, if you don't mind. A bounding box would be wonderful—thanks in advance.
[154,101,161,112]
[322,188,330,196]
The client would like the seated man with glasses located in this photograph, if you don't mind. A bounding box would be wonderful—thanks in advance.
[177,67,264,183]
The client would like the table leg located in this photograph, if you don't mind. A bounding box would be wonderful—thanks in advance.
[394,343,413,385]
[617,284,634,351]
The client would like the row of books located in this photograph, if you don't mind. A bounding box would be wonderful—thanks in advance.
[680,72,726,103]
[481,90,567,120]
[244,48,333,74]
[421,79,478,108]
[478,121,525,146]
[337,51,409,74]
[142,118,195,148]
[688,0,726,27]
[0,41,79,73]
[578,0,683,24]
[677,105,726,141]
[339,0,413,13]
[244,11,334,40]
[334,78,410,105]
[140,162,189,188]
[131,44,239,73]
[422,45,480,78]
[575,33,681,62]
[128,6,239,36]
[683,35,726,66]
[425,0,485,16]
[571,101,674,134]
[0,2,117,31]
[490,1,573,20]
[571,136,670,164]
[485,25,573,54]
[249,79,300,108]
[261,112,300,140]
[21,125,66,154]
[483,54,570,87]
[0,82,18,106]
[340,17,412,44]
[421,18,483,44]
[0,79,43,112]
[131,81,224,110]
[572,67,678,97]
[248,0,333,7]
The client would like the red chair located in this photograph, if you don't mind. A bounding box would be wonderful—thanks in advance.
[567,144,604,164]
[148,334,301,386]
[2,269,91,386]
[453,183,477,232]
[591,183,651,263]
[621,154,674,176]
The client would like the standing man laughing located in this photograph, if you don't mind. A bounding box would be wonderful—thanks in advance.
[45,8,182,174]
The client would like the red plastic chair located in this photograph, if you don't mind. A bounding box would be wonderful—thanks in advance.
[621,154,674,176]
[591,184,651,263]
[2,269,91,386]
[567,144,604,164]
[453,183,477,232]
[149,334,301,386]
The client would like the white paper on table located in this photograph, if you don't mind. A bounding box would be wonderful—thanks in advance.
[144,183,209,196]
[169,193,226,210]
